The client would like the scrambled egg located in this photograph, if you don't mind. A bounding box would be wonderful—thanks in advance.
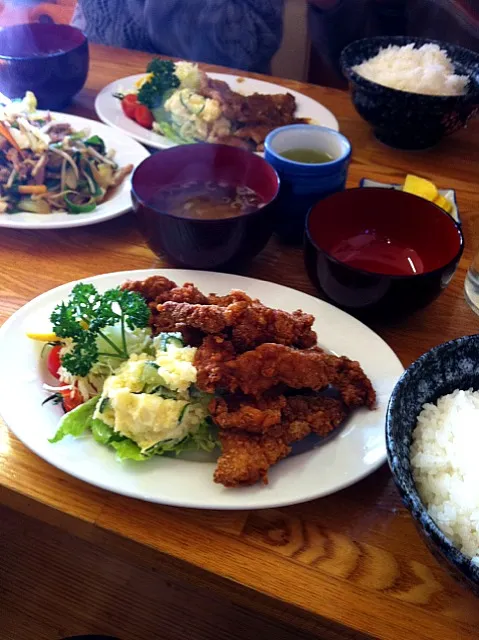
[94,343,208,452]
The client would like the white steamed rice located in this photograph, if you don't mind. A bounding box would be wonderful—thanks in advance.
[411,389,479,564]
[353,43,469,96]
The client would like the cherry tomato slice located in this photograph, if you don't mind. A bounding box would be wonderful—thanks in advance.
[47,344,62,379]
[134,104,154,129]
[61,387,84,413]
[121,94,139,119]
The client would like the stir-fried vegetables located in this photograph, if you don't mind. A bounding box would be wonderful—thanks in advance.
[0,92,133,215]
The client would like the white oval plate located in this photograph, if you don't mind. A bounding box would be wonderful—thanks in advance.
[0,269,403,509]
[0,113,150,230]
[95,73,339,151]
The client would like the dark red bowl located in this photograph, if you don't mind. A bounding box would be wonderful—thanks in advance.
[0,23,89,109]
[131,144,280,270]
[304,188,464,320]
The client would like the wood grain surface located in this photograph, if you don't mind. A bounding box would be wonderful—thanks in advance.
[1,44,479,640]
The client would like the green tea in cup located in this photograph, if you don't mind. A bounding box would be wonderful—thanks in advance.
[279,148,334,163]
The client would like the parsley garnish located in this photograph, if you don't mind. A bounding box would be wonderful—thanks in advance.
[50,283,150,377]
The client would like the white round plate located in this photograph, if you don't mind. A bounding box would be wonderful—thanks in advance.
[95,73,339,151]
[0,269,403,510]
[0,113,150,230]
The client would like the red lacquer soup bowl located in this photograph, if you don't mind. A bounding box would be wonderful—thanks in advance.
[304,188,464,320]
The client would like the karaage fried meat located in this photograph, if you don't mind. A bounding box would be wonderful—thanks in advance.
[214,431,291,487]
[282,395,347,439]
[210,393,286,434]
[155,300,317,351]
[214,396,348,487]
[195,341,375,410]
[122,275,176,301]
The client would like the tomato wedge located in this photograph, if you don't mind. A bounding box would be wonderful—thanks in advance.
[121,94,139,119]
[47,344,62,379]
[134,104,154,129]
[61,387,84,413]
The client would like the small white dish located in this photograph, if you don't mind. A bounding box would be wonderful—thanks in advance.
[360,178,460,223]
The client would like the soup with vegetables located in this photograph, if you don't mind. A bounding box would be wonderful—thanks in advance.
[153,181,265,220]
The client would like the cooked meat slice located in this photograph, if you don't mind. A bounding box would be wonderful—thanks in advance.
[47,123,74,143]
[234,125,273,145]
[199,75,299,126]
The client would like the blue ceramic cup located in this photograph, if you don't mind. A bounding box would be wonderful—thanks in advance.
[264,125,351,244]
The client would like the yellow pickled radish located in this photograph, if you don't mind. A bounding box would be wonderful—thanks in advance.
[403,174,438,202]
[433,193,454,214]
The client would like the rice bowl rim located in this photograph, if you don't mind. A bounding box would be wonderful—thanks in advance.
[386,333,479,584]
[340,35,479,101]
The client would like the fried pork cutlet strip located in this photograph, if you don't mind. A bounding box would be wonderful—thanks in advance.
[195,341,376,409]
[210,393,346,437]
[195,336,237,391]
[214,431,291,488]
[207,290,256,306]
[122,277,208,306]
[214,396,347,487]
[121,277,209,339]
[122,275,177,301]
[155,300,317,351]
[209,394,286,434]
[282,396,347,440]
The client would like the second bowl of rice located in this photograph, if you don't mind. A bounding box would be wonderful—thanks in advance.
[340,36,479,149]
[386,334,479,594]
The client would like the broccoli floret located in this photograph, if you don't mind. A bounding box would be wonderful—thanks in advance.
[138,60,180,109]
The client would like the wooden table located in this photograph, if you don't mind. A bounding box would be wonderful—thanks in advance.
[1,44,479,640]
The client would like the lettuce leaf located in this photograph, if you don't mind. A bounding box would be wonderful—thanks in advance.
[49,395,100,443]
[49,396,219,461]
[90,417,116,445]
[110,439,147,461]
[148,419,219,457]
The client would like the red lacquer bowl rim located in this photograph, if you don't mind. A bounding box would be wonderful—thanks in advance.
[131,143,280,225]
[305,187,464,279]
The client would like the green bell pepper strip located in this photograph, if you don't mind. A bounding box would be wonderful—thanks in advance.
[64,193,97,214]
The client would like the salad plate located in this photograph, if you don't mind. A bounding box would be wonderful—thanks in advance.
[95,73,339,151]
[0,269,403,509]
[0,112,150,230]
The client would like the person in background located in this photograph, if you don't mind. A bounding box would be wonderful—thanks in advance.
[308,0,479,88]
[72,0,284,74]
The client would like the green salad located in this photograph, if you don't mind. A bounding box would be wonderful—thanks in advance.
[43,283,218,461]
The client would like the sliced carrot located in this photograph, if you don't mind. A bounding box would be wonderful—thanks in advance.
[0,121,22,153]
[18,185,47,195]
